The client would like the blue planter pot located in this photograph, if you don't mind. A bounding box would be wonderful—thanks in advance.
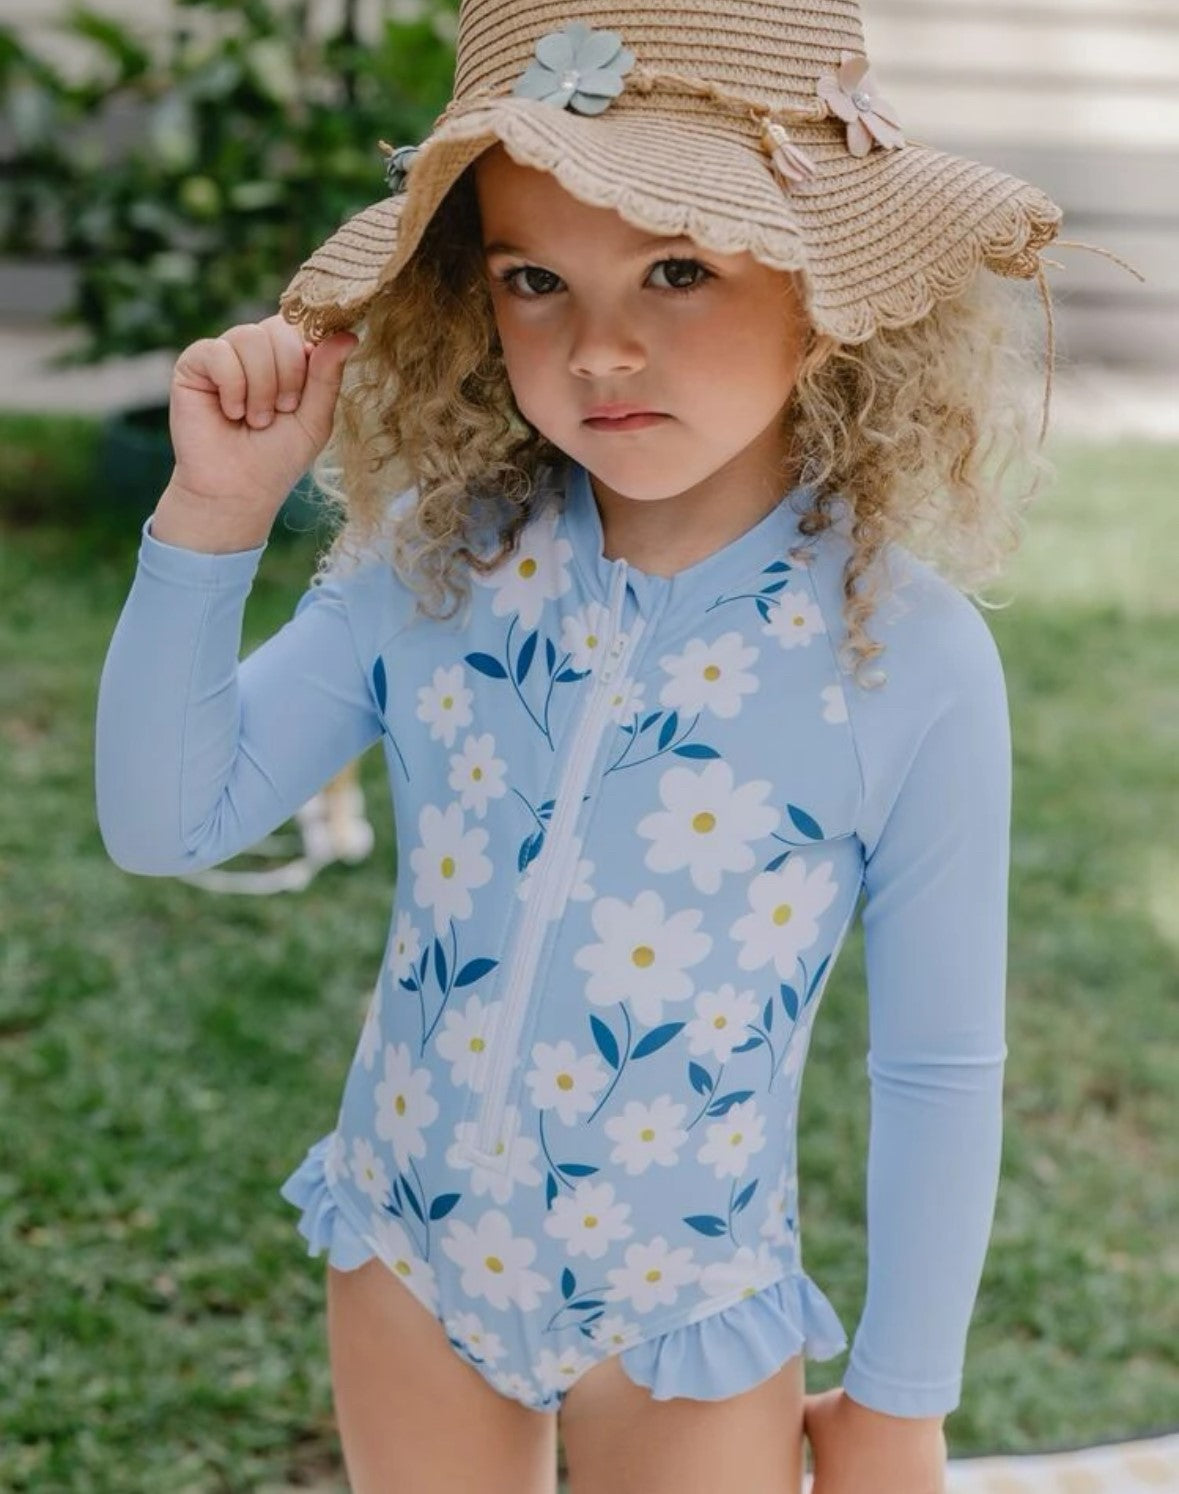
[97,402,328,540]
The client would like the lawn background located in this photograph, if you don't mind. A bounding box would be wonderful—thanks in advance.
[1,421,1176,1491]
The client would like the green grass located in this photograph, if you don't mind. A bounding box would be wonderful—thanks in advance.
[1,419,1176,1489]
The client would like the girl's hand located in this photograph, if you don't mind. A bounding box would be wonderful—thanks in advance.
[166,314,359,529]
[804,1387,948,1494]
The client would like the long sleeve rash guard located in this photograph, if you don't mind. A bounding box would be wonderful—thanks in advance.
[95,458,1010,1417]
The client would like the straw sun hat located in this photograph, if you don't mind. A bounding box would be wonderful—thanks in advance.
[279,0,1140,434]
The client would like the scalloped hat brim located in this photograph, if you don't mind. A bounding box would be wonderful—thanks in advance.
[279,97,1062,346]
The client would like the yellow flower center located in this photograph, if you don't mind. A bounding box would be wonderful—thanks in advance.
[645,1269,662,1283]
[773,903,793,925]
[468,1037,485,1053]
[440,856,456,879]
[640,1127,656,1142]
[730,1132,744,1146]
[394,1094,406,1116]
[495,1140,505,1156]
[741,1285,756,1298]
[692,811,717,834]
[556,1072,575,1091]
[632,945,655,968]
[586,633,598,648]
[583,1215,599,1229]
[793,614,805,627]
[518,557,538,579]
[713,1014,728,1029]
[485,1256,505,1274]
[703,664,721,681]
[472,766,483,781]
[394,1259,411,1276]
[442,694,454,709]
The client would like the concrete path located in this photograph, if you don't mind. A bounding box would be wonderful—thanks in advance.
[1,323,1177,441]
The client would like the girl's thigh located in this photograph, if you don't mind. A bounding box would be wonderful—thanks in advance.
[559,1348,806,1494]
[325,1259,558,1494]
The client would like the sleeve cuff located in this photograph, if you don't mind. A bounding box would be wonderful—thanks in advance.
[138,512,268,590]
[841,1359,961,1419]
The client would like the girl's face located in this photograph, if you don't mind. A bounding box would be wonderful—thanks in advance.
[474,145,811,509]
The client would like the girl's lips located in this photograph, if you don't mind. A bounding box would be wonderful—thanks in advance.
[584,413,670,431]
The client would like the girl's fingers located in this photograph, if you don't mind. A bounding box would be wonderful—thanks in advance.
[222,321,282,428]
[266,314,309,414]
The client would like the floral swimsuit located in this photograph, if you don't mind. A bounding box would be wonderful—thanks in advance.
[96,457,1011,1419]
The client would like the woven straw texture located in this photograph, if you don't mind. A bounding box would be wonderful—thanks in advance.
[279,0,1063,344]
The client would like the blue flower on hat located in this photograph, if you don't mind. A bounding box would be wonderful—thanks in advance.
[512,21,636,116]
[381,142,421,195]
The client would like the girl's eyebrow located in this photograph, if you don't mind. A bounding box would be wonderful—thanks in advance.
[483,234,698,259]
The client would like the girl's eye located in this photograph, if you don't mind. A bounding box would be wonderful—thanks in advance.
[496,258,713,300]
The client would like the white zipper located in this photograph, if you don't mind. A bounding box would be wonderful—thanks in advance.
[465,561,647,1169]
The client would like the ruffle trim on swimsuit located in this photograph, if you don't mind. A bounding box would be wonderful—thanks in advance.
[618,1268,849,1402]
[279,1133,375,1272]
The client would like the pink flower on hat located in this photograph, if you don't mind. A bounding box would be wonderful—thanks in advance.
[816,52,904,158]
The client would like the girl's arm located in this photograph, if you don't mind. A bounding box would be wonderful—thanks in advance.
[94,515,386,876]
[841,575,1012,1422]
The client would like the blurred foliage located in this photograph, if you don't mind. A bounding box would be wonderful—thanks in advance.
[0,0,460,363]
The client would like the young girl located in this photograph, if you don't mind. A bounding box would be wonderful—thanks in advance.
[94,3,1118,1490]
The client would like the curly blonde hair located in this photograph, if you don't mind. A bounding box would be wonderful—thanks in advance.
[308,159,1055,689]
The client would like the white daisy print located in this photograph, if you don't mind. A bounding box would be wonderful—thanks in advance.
[416,663,474,748]
[605,1236,700,1313]
[444,1309,508,1366]
[324,1129,347,1188]
[373,1041,439,1170]
[636,759,780,893]
[543,1179,634,1260]
[573,889,712,1027]
[658,632,759,719]
[730,855,840,978]
[409,802,493,935]
[357,985,381,1070]
[609,675,646,726]
[473,504,573,629]
[760,1165,799,1247]
[762,587,826,649]
[435,994,503,1093]
[534,1345,597,1397]
[560,600,612,673]
[349,1136,391,1207]
[525,1039,610,1125]
[491,1368,537,1403]
[387,910,422,983]
[696,1099,767,1180]
[684,983,762,1064]
[447,1107,543,1205]
[690,1242,781,1313]
[821,682,849,724]
[441,1208,551,1312]
[587,1314,643,1351]
[448,732,508,819]
[367,1213,439,1312]
[604,1095,690,1176]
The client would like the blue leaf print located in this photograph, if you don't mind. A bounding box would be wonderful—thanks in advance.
[780,984,800,1022]
[538,799,556,818]
[401,1172,426,1224]
[429,1192,461,1221]
[763,997,774,1032]
[545,636,557,674]
[433,938,448,991]
[580,1310,606,1327]
[756,597,772,623]
[372,655,388,714]
[688,1061,714,1096]
[632,1022,685,1059]
[590,1015,620,1070]
[418,945,430,985]
[398,977,418,994]
[466,651,509,680]
[657,712,680,751]
[519,829,545,873]
[733,1179,758,1214]
[761,578,791,596]
[766,850,791,873]
[640,711,662,733]
[559,1163,599,1177]
[731,1035,762,1054]
[788,803,824,840]
[455,957,498,988]
[673,743,721,759]
[763,560,792,574]
[572,1299,606,1311]
[808,954,831,999]
[561,1267,576,1301]
[389,1178,403,1213]
[684,1214,729,1237]
[516,629,539,684]
[546,1172,559,1207]
[707,1089,755,1116]
[557,668,591,683]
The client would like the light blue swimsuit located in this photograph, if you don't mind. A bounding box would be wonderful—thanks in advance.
[95,457,1010,1418]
